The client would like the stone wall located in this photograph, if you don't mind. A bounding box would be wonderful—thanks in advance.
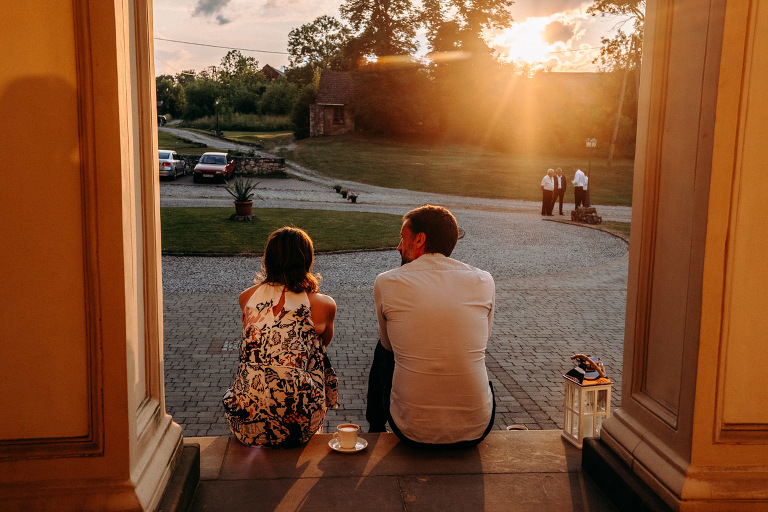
[178,155,286,176]
[234,156,286,176]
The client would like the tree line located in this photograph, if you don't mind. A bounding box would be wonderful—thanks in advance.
[157,0,643,158]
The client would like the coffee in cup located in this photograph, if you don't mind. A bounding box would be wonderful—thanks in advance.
[335,423,360,449]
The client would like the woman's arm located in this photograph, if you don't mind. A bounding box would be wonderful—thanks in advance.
[308,292,337,346]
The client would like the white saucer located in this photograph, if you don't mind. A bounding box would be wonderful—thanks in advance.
[328,437,368,453]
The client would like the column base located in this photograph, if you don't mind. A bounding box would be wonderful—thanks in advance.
[582,437,673,512]
[157,444,200,512]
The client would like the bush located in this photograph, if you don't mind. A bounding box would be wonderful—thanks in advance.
[180,113,293,132]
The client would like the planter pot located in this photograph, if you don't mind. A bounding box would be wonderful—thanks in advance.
[341,190,348,198]
[349,195,358,203]
[234,200,253,217]
[334,185,342,193]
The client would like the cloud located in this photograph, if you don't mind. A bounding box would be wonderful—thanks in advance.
[263,0,301,9]
[542,20,575,44]
[514,0,590,19]
[193,0,231,20]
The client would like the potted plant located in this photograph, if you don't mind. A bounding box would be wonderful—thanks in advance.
[348,192,358,203]
[334,185,342,193]
[340,189,348,198]
[225,178,259,217]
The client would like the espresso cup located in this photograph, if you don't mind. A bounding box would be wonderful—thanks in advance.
[334,423,360,449]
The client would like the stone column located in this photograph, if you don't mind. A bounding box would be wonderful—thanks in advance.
[587,0,768,509]
[0,0,182,510]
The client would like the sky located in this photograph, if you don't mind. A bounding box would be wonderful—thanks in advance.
[152,0,636,77]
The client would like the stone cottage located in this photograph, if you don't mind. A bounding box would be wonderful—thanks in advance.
[310,70,356,137]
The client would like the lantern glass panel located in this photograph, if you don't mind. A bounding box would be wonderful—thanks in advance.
[571,415,579,437]
[584,416,594,437]
[597,389,607,412]
[585,390,595,414]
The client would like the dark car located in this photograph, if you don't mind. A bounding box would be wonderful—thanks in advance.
[193,152,234,182]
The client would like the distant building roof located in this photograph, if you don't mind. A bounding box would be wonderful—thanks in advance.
[316,71,356,105]
[261,64,284,80]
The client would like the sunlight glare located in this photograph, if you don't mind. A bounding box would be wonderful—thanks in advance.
[493,20,554,65]
[491,18,560,68]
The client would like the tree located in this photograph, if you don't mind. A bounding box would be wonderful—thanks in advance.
[261,81,299,116]
[419,0,514,56]
[290,84,317,139]
[218,50,261,82]
[155,75,187,118]
[182,78,222,120]
[587,0,644,167]
[340,0,418,59]
[288,16,351,70]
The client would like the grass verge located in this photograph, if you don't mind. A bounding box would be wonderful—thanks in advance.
[599,221,631,239]
[277,134,634,206]
[161,207,402,254]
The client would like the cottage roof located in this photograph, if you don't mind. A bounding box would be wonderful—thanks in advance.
[316,71,355,105]
[261,64,285,80]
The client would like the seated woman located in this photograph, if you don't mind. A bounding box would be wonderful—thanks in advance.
[223,227,338,447]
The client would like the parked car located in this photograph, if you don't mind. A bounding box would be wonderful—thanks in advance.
[158,150,185,180]
[193,152,234,183]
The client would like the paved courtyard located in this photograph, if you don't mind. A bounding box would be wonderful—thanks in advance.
[161,171,629,437]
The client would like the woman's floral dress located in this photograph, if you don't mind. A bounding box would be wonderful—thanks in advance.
[223,284,338,447]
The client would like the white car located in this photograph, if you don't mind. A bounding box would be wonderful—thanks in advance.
[159,150,185,179]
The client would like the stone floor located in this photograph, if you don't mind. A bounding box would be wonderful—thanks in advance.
[186,431,618,512]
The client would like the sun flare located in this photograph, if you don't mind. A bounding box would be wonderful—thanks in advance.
[491,18,561,68]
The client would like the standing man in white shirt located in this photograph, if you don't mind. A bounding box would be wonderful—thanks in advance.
[541,168,555,216]
[366,205,496,447]
[572,168,586,208]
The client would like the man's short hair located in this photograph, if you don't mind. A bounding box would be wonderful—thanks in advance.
[403,205,459,257]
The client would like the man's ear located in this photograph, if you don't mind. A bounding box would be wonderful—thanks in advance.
[414,232,426,248]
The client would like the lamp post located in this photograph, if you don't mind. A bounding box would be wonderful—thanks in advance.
[585,138,597,207]
[215,99,220,137]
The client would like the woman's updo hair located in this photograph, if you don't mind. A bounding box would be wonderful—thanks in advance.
[258,227,320,293]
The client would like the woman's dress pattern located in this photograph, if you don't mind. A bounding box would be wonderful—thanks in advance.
[223,284,338,447]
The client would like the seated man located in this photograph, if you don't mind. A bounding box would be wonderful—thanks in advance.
[366,205,496,446]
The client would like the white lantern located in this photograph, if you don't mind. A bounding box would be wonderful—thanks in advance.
[562,376,613,448]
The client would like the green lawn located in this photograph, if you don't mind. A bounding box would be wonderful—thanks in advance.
[598,221,631,239]
[277,135,634,206]
[224,131,294,150]
[161,207,402,254]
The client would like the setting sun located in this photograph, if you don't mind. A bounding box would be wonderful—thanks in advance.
[486,8,600,72]
[492,19,556,67]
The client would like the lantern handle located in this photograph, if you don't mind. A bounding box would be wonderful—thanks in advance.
[570,354,607,379]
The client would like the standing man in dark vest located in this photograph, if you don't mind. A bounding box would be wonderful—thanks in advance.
[552,167,568,215]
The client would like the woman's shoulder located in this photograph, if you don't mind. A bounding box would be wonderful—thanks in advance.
[239,284,262,309]
[307,291,336,311]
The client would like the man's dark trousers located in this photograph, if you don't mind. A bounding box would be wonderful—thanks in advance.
[366,341,394,432]
[542,189,554,215]
[574,186,584,208]
[552,183,566,214]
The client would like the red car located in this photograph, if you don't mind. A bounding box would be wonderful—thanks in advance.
[193,152,234,183]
